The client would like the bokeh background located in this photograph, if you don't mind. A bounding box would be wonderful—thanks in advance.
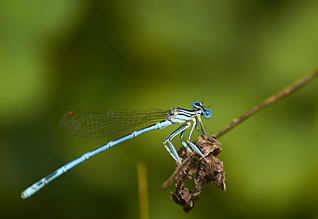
[1,0,318,218]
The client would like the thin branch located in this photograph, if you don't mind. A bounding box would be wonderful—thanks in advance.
[162,70,318,212]
[161,154,194,191]
[215,70,318,139]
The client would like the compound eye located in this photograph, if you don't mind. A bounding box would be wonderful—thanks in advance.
[192,101,202,109]
[203,109,212,119]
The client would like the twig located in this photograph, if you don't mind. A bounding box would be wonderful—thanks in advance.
[162,69,318,212]
[161,154,194,191]
[215,70,318,139]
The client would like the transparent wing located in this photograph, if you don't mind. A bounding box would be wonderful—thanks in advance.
[59,109,169,144]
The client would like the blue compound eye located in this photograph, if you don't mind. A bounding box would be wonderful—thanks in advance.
[203,109,212,119]
[192,101,202,110]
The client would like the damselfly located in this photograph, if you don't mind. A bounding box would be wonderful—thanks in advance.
[21,101,212,199]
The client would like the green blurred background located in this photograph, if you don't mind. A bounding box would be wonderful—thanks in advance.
[1,0,318,218]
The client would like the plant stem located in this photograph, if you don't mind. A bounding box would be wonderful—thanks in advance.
[215,70,318,139]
